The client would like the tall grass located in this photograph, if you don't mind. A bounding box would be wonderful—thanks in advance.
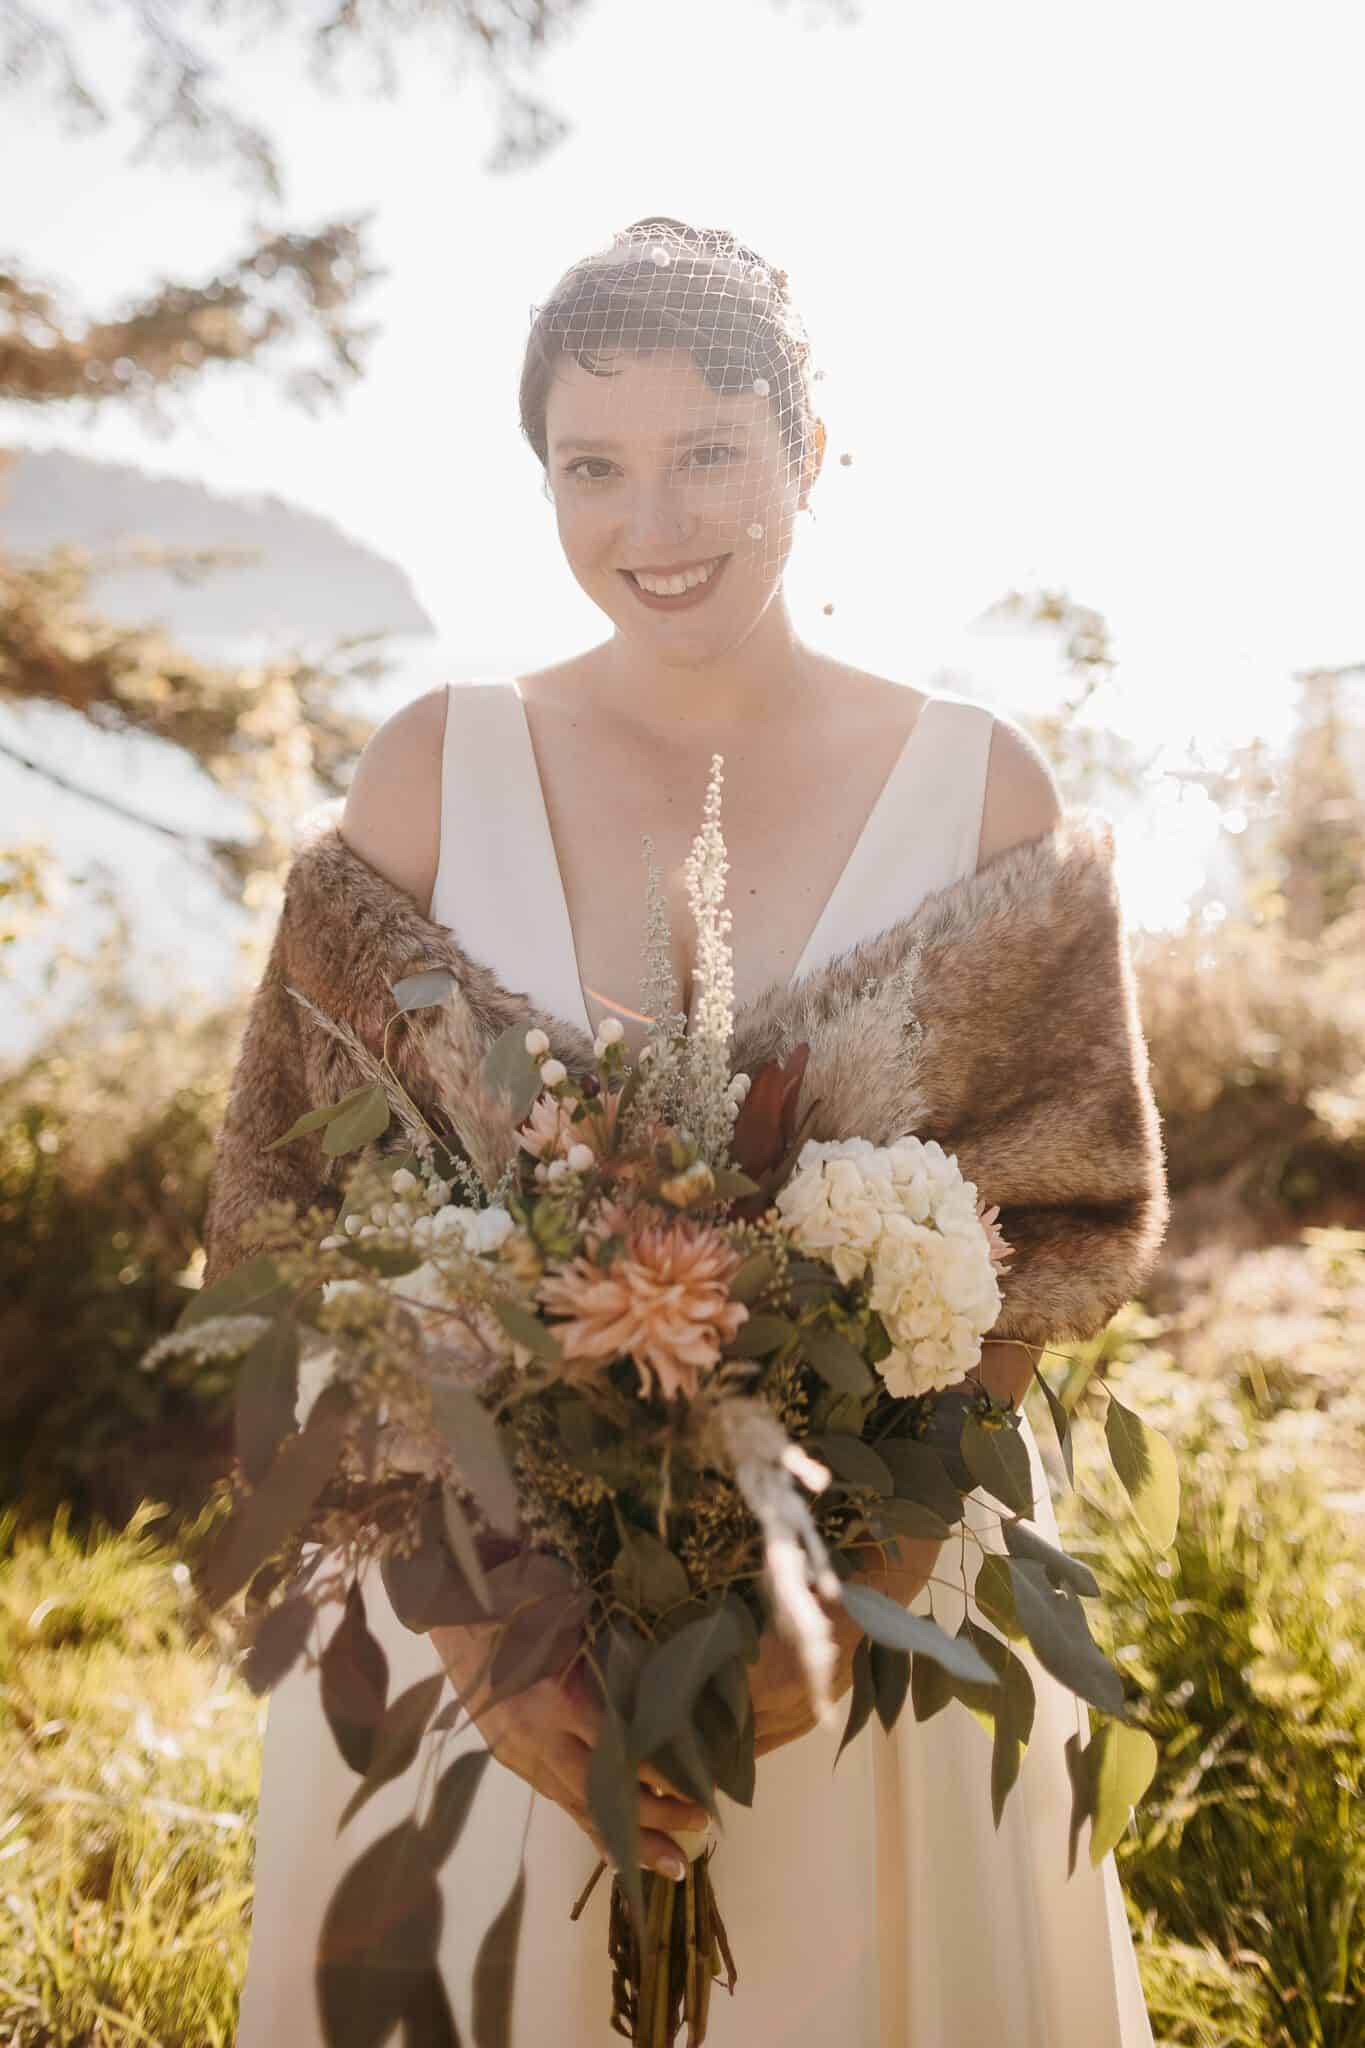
[0,1504,260,2045]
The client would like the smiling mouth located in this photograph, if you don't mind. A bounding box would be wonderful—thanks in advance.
[619,554,731,607]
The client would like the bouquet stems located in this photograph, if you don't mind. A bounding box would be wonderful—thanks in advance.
[605,1847,735,2044]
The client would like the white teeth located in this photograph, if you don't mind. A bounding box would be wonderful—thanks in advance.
[633,558,721,596]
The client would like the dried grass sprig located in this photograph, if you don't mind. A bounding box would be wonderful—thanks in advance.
[708,1394,844,1729]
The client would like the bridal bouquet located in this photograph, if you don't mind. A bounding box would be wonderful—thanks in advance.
[158,755,1176,2048]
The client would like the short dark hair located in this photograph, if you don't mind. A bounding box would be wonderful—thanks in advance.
[519,216,817,490]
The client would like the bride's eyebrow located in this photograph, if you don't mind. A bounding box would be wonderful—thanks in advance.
[552,421,750,455]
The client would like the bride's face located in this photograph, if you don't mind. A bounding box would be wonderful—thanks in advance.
[544,348,816,646]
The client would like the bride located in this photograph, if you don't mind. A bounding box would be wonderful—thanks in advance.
[234,216,1156,2043]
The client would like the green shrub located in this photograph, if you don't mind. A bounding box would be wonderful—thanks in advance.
[1057,1337,1365,2046]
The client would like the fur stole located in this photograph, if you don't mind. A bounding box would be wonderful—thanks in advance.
[201,809,1170,1352]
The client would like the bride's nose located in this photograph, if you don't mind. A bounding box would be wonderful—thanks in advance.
[620,476,700,557]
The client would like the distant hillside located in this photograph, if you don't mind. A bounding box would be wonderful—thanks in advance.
[0,445,436,645]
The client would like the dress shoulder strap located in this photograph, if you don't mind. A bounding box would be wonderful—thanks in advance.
[427,680,586,1026]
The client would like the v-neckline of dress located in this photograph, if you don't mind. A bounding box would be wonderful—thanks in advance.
[507,675,942,1044]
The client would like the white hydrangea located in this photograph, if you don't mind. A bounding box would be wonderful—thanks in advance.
[774,1133,1002,1398]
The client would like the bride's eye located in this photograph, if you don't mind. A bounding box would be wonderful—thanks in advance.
[562,446,742,487]
[564,458,615,484]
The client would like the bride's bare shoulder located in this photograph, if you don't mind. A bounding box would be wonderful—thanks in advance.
[339,683,450,917]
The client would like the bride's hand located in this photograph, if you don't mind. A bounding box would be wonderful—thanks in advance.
[429,1620,708,1882]
[747,1533,943,1760]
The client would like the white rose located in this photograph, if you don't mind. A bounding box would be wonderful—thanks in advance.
[540,1057,567,1087]
[525,1027,550,1057]
[597,1017,624,1045]
[566,1143,596,1173]
[390,1167,418,1194]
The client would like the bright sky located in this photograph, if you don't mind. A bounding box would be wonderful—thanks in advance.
[2,0,1361,1055]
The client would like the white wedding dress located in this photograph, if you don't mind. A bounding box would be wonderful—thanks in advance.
[236,678,1155,2046]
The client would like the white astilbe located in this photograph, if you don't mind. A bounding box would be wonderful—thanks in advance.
[623,833,689,1140]
[677,754,739,1169]
[640,832,687,1039]
[710,1396,845,1732]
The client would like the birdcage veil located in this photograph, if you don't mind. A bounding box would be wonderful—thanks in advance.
[519,215,847,621]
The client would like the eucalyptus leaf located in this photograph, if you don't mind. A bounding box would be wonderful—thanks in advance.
[721,1312,795,1359]
[440,1486,492,1614]
[1003,1518,1101,1598]
[628,1603,749,1760]
[961,1415,1034,1516]
[323,1085,392,1159]
[587,1698,643,1940]
[198,1392,350,1611]
[869,1641,911,1734]
[1087,1719,1159,1865]
[945,1617,1007,1730]
[480,1022,543,1122]
[611,1526,691,1613]
[973,1553,1025,1641]
[647,1716,719,1820]
[235,1313,300,1485]
[493,1297,564,1361]
[603,1620,650,1724]
[391,968,458,1012]
[429,1384,520,1535]
[1005,1560,1127,1716]
[1032,1362,1075,1488]
[708,1651,753,1745]
[693,1675,753,1806]
[804,1433,894,1496]
[876,1439,965,1525]
[265,1082,377,1153]
[178,1252,285,1330]
[862,1496,953,1542]
[979,1627,1035,1829]
[839,1583,998,1686]
[729,1249,777,1305]
[836,1635,877,1764]
[801,1325,876,1398]
[484,1597,587,1710]
[1105,1393,1180,1551]
[910,1646,955,1723]
[338,1674,446,1833]
[381,1498,488,1632]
